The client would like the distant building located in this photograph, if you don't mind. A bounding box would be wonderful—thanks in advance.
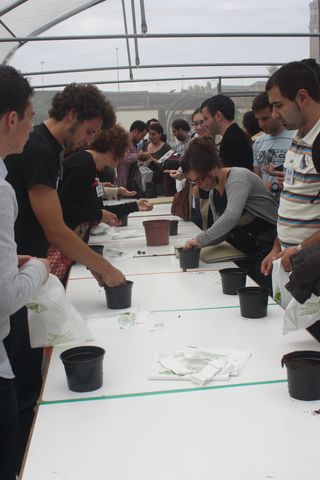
[32,84,265,143]
[310,0,320,62]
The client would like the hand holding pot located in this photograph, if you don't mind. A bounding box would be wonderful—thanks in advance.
[183,238,200,250]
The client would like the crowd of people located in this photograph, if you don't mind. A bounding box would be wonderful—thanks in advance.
[1,57,320,479]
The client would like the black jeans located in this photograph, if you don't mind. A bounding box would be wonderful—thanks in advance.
[0,378,18,480]
[4,307,43,475]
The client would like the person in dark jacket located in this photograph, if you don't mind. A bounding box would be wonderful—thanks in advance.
[201,94,253,170]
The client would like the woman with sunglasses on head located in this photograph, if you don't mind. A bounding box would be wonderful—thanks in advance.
[182,136,278,288]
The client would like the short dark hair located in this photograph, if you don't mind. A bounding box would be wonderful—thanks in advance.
[146,118,159,129]
[201,95,235,121]
[252,92,272,113]
[181,136,222,176]
[172,119,190,131]
[242,111,261,137]
[0,65,33,120]
[149,122,164,135]
[266,61,320,102]
[49,83,116,129]
[130,120,147,132]
[89,124,130,160]
[300,58,320,80]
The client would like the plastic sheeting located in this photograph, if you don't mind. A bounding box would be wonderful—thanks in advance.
[0,0,105,63]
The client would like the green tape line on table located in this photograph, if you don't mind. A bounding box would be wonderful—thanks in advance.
[150,302,277,313]
[39,379,287,406]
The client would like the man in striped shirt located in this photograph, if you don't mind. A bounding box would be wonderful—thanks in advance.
[261,60,320,277]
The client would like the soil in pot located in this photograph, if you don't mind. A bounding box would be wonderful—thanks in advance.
[282,350,320,400]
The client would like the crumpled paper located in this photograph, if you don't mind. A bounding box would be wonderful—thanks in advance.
[149,346,251,386]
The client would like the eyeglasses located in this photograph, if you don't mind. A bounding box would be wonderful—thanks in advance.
[187,173,215,185]
[191,120,205,127]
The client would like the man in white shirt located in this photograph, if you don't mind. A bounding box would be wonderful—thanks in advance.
[0,65,50,480]
[261,60,320,277]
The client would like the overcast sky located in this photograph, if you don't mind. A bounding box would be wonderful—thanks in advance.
[8,0,313,92]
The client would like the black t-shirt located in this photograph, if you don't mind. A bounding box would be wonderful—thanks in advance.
[220,123,253,170]
[59,150,103,230]
[4,124,63,257]
[59,150,139,230]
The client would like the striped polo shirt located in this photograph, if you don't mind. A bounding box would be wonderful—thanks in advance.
[278,118,320,247]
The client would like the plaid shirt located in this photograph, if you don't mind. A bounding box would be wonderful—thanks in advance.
[174,130,196,157]
[116,142,138,187]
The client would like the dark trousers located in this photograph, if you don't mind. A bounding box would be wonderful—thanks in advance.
[4,307,43,474]
[0,378,18,480]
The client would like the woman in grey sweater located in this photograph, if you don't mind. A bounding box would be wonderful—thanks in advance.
[182,136,278,288]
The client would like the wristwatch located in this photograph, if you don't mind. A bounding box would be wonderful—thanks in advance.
[271,182,280,193]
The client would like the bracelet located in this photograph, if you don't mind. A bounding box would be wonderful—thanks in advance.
[296,243,302,252]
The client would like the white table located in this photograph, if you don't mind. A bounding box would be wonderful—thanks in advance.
[23,383,320,480]
[21,209,320,480]
[42,306,313,403]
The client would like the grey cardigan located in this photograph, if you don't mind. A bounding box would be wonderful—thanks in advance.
[0,162,47,378]
[196,168,278,247]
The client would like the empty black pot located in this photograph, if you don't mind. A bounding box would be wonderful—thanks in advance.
[237,286,269,318]
[177,247,200,270]
[89,244,104,256]
[118,215,128,227]
[104,280,133,309]
[169,220,179,236]
[60,346,105,392]
[282,350,320,400]
[219,268,246,295]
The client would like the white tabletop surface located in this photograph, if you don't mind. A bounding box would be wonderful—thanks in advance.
[22,383,320,480]
[65,270,261,316]
[22,208,320,480]
[42,306,314,402]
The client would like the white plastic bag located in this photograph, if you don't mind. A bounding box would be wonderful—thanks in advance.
[138,165,153,192]
[26,274,94,347]
[272,258,292,308]
[283,294,320,334]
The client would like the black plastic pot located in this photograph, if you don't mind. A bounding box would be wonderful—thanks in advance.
[60,346,105,392]
[118,215,128,227]
[237,286,269,318]
[219,268,246,295]
[177,247,200,271]
[169,220,179,236]
[306,320,320,343]
[104,280,133,309]
[89,244,104,256]
[282,350,320,400]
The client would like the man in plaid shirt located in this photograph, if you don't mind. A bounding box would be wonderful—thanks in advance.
[116,120,147,187]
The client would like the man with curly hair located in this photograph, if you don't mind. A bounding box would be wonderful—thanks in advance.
[4,83,126,474]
